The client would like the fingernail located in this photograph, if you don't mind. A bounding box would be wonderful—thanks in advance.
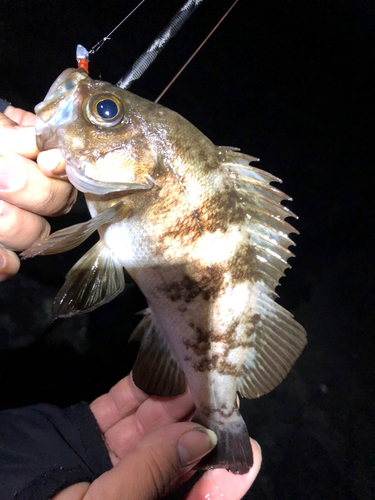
[0,252,6,270]
[252,439,262,456]
[178,427,217,468]
[0,155,26,191]
[0,250,7,282]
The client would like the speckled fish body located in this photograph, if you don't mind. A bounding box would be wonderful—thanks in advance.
[25,69,307,474]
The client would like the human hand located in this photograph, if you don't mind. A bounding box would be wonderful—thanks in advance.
[54,374,261,499]
[0,106,76,281]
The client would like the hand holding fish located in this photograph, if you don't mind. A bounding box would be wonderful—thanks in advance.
[53,374,261,500]
[0,106,76,281]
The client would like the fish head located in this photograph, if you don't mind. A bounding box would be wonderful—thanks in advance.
[35,69,158,194]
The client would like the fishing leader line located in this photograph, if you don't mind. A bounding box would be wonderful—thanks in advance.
[89,0,147,55]
[76,0,147,73]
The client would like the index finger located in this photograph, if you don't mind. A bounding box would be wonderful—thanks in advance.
[4,105,36,126]
[90,374,150,434]
[0,112,38,159]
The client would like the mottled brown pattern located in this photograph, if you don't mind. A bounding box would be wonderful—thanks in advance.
[193,356,219,372]
[183,324,211,355]
[197,403,237,420]
[194,182,249,233]
[229,243,262,284]
[182,313,264,374]
[216,407,236,418]
[193,353,240,376]
[156,263,224,304]
[157,211,201,244]
[157,273,211,302]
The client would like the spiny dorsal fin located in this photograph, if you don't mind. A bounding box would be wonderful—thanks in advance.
[217,149,307,396]
[220,147,299,292]
[53,240,125,318]
[237,283,307,399]
[131,309,186,397]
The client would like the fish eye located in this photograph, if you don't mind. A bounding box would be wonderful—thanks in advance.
[96,99,120,120]
[85,93,126,127]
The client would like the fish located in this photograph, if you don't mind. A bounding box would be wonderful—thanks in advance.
[23,67,307,474]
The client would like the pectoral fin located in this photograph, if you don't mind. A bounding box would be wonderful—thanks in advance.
[21,202,129,258]
[237,284,307,399]
[53,240,125,318]
[131,309,186,397]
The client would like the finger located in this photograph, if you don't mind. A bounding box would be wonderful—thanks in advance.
[52,482,90,500]
[0,111,38,158]
[0,247,20,282]
[90,375,150,434]
[3,105,36,127]
[0,200,50,251]
[185,438,262,500]
[86,423,217,500]
[38,149,67,178]
[104,389,194,460]
[0,150,77,217]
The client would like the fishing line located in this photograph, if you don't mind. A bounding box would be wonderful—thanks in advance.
[155,0,240,103]
[76,0,147,72]
[89,0,147,55]
[117,0,204,89]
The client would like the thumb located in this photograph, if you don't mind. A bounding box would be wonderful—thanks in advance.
[87,422,217,499]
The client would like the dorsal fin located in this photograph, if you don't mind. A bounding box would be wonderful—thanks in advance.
[219,147,299,291]
[237,282,307,399]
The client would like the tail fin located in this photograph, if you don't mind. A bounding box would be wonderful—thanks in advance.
[192,411,253,474]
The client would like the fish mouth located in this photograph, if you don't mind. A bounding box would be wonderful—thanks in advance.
[65,162,156,195]
[35,68,88,151]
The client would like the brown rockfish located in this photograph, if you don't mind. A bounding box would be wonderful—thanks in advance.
[23,68,307,474]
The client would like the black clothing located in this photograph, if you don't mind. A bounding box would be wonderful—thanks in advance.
[0,402,112,499]
[0,99,10,113]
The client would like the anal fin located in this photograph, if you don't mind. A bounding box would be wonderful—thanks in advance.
[131,309,186,397]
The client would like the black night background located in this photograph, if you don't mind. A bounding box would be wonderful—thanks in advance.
[0,0,374,498]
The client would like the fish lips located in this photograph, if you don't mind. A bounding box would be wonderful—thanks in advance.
[35,68,87,151]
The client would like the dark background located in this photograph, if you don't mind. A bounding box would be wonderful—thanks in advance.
[0,0,374,498]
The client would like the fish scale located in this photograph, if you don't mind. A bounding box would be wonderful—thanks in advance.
[22,68,307,474]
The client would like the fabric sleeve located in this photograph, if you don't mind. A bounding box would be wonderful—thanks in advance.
[0,401,113,500]
[0,99,11,113]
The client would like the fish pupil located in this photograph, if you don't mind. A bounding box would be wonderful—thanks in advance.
[96,99,119,119]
